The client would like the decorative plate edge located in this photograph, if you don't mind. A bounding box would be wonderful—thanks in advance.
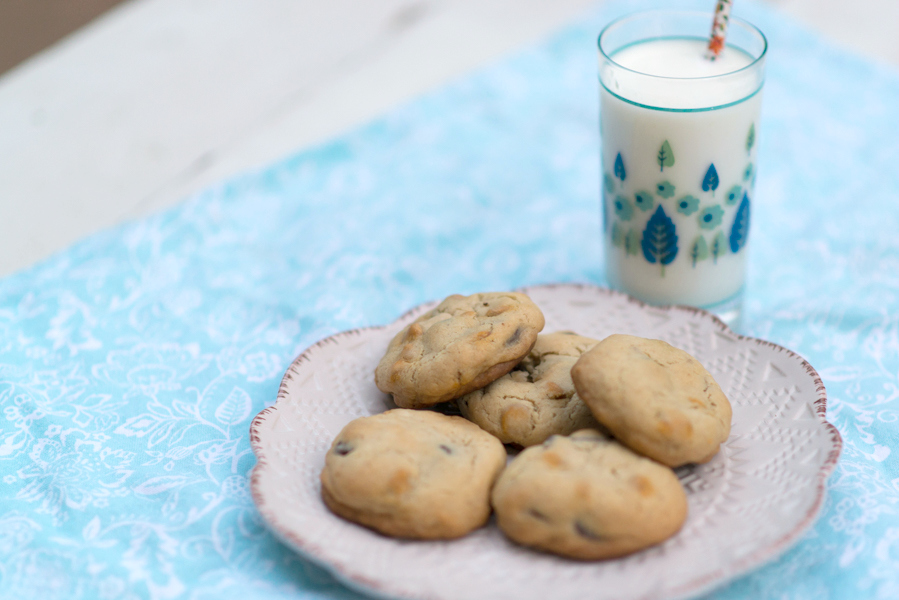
[248,302,442,600]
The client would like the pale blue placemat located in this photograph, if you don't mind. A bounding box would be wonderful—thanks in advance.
[2,0,898,598]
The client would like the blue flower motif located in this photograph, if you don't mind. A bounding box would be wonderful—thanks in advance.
[698,205,725,230]
[676,195,700,216]
[614,195,634,221]
[604,173,615,194]
[634,191,654,212]
[656,181,675,198]
[743,163,753,182]
[725,185,742,206]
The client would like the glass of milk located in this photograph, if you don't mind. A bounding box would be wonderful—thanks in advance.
[599,10,767,327]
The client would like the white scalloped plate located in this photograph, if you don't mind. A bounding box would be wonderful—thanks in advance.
[250,284,842,600]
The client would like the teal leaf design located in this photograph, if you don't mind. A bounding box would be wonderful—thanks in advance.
[611,222,624,247]
[614,195,634,221]
[134,475,194,496]
[725,185,742,206]
[729,192,751,253]
[698,205,724,230]
[702,164,719,195]
[641,205,678,275]
[197,438,241,466]
[625,229,639,255]
[215,387,252,426]
[711,231,727,263]
[656,181,675,198]
[747,123,755,154]
[657,140,675,171]
[604,172,615,194]
[115,409,180,448]
[676,195,700,216]
[691,235,709,267]
[743,162,753,182]
[634,191,654,212]
[83,516,101,541]
[614,153,626,181]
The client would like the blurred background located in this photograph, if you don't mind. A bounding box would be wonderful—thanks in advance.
[1,0,897,278]
[0,0,126,75]
[4,0,897,78]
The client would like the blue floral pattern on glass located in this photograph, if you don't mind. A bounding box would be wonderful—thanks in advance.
[614,195,634,221]
[656,180,676,198]
[698,205,725,230]
[634,191,654,212]
[607,139,761,272]
[676,195,700,216]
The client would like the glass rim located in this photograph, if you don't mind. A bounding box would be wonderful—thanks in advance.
[597,9,768,82]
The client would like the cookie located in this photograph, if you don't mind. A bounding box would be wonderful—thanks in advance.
[571,334,732,467]
[375,292,545,408]
[320,408,508,539]
[491,429,687,560]
[457,331,603,447]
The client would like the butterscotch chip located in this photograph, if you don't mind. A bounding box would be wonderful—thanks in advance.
[491,429,687,560]
[374,292,545,408]
[320,409,507,540]
[571,334,732,467]
[457,332,604,446]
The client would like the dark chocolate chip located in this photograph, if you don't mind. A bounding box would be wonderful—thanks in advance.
[528,508,550,522]
[574,521,605,541]
[505,326,524,347]
[439,444,453,455]
[333,441,353,456]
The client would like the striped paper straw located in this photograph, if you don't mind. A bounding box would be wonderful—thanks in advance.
[706,0,734,60]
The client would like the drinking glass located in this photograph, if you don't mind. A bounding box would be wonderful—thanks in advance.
[599,10,767,327]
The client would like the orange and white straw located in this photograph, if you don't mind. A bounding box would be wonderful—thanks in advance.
[706,0,734,60]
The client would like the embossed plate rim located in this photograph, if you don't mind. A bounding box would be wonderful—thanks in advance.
[250,283,842,600]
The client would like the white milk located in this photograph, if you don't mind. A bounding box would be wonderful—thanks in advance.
[600,38,762,308]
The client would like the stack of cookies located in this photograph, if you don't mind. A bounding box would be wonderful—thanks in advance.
[319,291,732,561]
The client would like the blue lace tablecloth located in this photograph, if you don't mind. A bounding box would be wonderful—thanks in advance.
[2,0,898,598]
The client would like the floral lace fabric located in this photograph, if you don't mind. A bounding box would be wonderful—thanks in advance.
[1,0,897,598]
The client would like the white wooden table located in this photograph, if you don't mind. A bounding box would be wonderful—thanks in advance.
[1,0,896,277]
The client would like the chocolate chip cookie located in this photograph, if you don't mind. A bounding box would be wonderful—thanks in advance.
[571,334,732,467]
[375,292,545,408]
[491,429,687,560]
[320,409,508,539]
[457,331,603,447]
